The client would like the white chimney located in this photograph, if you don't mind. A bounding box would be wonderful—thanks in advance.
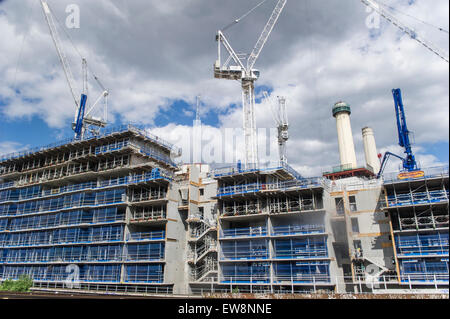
[333,102,358,169]
[362,127,380,174]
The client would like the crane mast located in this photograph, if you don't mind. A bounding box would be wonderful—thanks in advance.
[276,96,289,164]
[39,0,108,139]
[263,91,289,164]
[392,88,417,171]
[361,0,449,63]
[214,0,287,167]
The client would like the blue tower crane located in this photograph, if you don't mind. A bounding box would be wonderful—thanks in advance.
[40,1,108,140]
[377,89,423,179]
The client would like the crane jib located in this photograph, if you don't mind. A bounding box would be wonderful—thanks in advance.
[377,89,421,179]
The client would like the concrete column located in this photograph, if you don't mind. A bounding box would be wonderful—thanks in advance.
[333,102,358,169]
[362,127,381,174]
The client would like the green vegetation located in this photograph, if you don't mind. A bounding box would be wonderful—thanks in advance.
[0,275,33,292]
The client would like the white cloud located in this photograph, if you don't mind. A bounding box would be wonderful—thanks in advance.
[0,0,448,176]
[0,141,28,157]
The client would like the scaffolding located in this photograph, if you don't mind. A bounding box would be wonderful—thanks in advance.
[0,225,124,247]
[0,124,179,164]
[391,205,449,231]
[221,262,270,283]
[273,237,328,259]
[1,137,176,187]
[124,264,164,283]
[399,258,449,283]
[271,224,326,236]
[0,125,179,291]
[0,239,166,264]
[126,243,165,261]
[221,239,269,260]
[130,206,166,221]
[395,232,449,257]
[1,245,123,263]
[221,226,268,238]
[273,261,330,283]
[217,178,322,197]
[4,188,127,217]
[0,169,173,208]
[129,187,167,203]
[6,207,125,231]
[386,190,449,208]
[127,231,165,242]
[268,195,319,214]
[383,165,449,183]
[211,162,303,181]
[219,195,323,217]
[222,200,262,216]
[1,264,122,283]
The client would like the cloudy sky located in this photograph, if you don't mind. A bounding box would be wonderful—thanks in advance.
[0,0,448,177]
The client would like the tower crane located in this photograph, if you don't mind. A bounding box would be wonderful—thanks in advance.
[263,91,289,164]
[39,0,108,140]
[377,88,424,179]
[214,0,287,167]
[361,0,449,63]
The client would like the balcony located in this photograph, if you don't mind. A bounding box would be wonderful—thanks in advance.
[384,190,449,208]
[216,178,322,198]
[220,226,268,239]
[126,231,166,242]
[272,225,326,237]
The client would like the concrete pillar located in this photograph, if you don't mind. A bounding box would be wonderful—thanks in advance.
[333,102,358,169]
[362,127,381,174]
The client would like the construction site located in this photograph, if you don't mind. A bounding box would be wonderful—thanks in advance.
[0,0,448,299]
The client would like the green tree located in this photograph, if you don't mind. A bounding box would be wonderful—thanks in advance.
[0,275,33,292]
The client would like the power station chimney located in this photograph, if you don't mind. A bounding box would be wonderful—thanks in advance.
[332,102,358,169]
[362,127,380,174]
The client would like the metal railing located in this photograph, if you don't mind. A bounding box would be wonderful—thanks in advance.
[31,281,173,295]
[383,166,449,183]
[272,225,326,236]
[384,190,449,208]
[0,124,179,163]
[217,178,322,197]
[0,170,173,207]
[211,161,303,180]
[127,231,166,241]
[221,226,268,238]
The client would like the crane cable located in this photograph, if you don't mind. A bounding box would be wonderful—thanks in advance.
[376,0,449,34]
[13,0,37,93]
[46,1,107,93]
[363,0,449,63]
[222,0,269,32]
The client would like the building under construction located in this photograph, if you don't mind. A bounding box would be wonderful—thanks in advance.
[0,125,187,294]
[0,105,448,295]
[0,0,448,297]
